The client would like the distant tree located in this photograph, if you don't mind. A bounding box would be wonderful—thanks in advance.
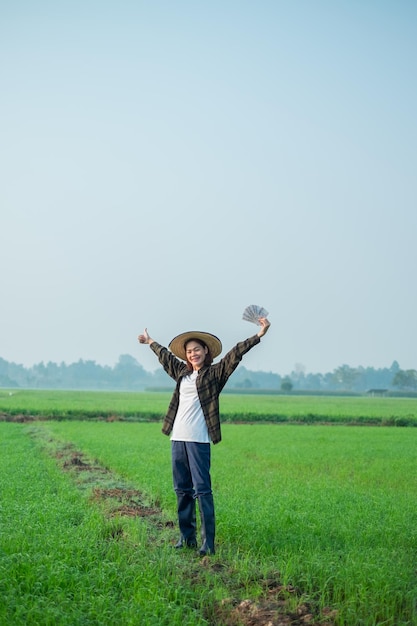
[235,378,253,389]
[281,376,293,392]
[64,359,104,389]
[303,372,325,390]
[0,357,8,377]
[392,369,417,391]
[113,354,149,389]
[150,367,175,388]
[332,365,359,390]
[0,352,412,393]
[290,363,306,389]
[0,358,23,387]
[390,360,400,374]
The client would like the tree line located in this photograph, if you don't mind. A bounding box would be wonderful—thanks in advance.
[1,355,416,394]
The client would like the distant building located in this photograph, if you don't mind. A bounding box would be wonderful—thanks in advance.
[366,389,388,397]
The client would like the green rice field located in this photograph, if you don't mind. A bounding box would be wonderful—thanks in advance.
[1,389,416,426]
[0,391,417,625]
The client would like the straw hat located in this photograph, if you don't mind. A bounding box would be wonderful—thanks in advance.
[169,331,222,361]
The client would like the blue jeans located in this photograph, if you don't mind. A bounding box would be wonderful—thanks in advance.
[171,441,216,553]
[171,441,212,497]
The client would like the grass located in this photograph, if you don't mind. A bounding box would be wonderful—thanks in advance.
[2,419,415,625]
[215,425,417,622]
[0,423,223,625]
[1,388,416,425]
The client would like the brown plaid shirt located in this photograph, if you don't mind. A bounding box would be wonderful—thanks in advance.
[150,334,261,444]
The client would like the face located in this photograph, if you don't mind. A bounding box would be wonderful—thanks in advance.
[185,340,208,370]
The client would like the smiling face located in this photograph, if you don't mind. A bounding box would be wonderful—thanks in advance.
[185,340,209,371]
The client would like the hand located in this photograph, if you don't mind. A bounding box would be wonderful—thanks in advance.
[138,328,154,345]
[257,317,270,338]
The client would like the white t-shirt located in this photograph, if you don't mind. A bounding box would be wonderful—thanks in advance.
[171,370,210,443]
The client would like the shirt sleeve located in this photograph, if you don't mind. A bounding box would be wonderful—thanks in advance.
[215,334,261,390]
[150,342,187,381]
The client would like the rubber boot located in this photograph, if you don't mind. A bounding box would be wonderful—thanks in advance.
[174,493,197,548]
[197,494,215,556]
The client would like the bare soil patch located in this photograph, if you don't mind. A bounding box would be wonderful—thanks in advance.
[91,487,161,518]
[213,595,337,625]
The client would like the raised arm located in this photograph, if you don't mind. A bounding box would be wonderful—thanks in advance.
[213,317,271,392]
[138,328,186,381]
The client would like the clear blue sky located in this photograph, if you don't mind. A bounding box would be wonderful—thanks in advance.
[1,1,416,375]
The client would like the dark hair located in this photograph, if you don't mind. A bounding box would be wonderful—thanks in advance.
[184,338,213,371]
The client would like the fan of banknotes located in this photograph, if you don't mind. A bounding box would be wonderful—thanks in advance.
[242,304,269,326]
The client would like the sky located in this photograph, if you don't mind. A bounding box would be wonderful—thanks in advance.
[1,0,416,376]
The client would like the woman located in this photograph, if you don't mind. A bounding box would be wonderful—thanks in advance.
[138,317,270,556]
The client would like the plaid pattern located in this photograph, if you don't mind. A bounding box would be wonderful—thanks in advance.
[150,334,261,444]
